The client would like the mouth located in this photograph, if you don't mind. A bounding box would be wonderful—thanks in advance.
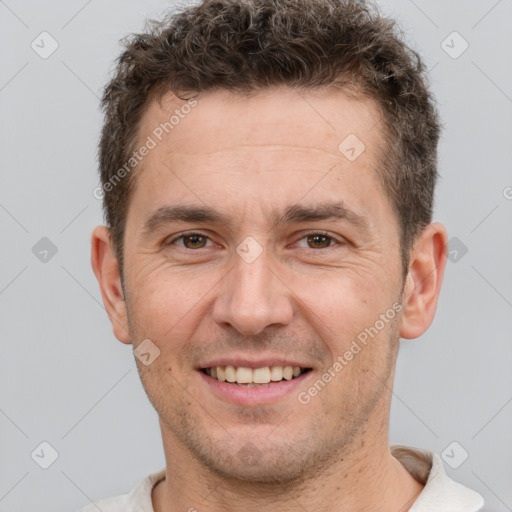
[201,365,313,387]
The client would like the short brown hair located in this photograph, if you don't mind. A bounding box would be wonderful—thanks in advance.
[98,0,441,279]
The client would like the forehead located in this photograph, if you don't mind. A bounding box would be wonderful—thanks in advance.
[138,86,383,162]
[128,86,390,230]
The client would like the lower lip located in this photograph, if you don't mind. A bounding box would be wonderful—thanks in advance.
[198,370,312,406]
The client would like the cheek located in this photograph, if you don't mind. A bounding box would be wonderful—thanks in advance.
[126,263,218,344]
[135,357,194,425]
[292,269,389,343]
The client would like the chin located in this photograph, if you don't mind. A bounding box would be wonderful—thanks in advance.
[202,452,309,484]
[187,434,328,484]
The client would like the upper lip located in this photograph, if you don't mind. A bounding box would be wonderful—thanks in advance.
[197,357,313,370]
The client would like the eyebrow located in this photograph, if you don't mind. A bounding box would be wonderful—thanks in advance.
[142,201,369,237]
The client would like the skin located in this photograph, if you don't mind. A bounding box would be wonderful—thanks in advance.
[92,86,447,512]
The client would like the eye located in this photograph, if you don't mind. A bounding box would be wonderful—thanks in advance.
[164,231,344,251]
[295,232,343,249]
[166,232,214,249]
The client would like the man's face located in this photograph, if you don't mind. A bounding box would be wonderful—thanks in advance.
[121,87,405,481]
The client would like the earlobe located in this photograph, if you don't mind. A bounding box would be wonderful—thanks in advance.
[399,223,448,340]
[90,226,131,344]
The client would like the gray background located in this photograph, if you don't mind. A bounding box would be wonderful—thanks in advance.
[0,0,511,511]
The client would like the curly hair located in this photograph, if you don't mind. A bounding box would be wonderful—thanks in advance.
[98,0,441,279]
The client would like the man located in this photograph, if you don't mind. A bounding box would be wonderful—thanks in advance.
[83,0,485,510]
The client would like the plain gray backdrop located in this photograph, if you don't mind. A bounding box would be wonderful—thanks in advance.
[1,1,511,511]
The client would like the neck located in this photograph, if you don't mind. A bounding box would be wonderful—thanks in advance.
[152,428,424,512]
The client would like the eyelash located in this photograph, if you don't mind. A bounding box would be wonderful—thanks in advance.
[164,231,345,250]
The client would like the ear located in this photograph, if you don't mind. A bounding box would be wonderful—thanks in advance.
[91,226,131,344]
[400,223,448,339]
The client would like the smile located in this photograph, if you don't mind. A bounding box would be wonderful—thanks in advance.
[201,365,312,386]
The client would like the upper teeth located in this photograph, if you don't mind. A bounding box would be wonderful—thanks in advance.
[205,365,304,384]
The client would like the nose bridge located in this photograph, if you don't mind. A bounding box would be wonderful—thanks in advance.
[213,247,293,335]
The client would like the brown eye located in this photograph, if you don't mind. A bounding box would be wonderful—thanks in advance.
[181,234,208,249]
[166,233,213,249]
[306,234,333,249]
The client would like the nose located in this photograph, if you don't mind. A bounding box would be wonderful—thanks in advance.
[212,252,294,336]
